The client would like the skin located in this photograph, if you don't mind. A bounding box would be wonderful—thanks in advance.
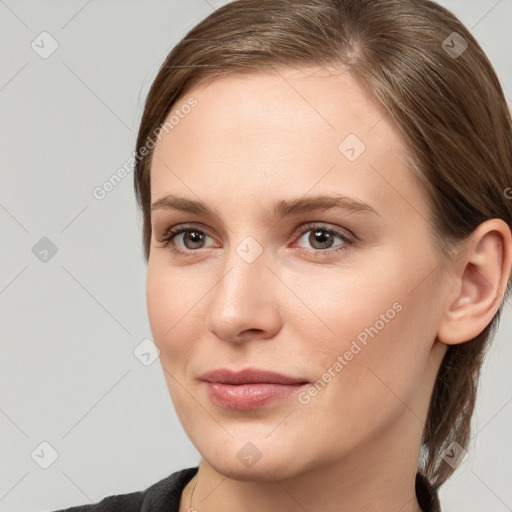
[145,66,512,512]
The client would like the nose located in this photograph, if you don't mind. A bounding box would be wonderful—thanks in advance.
[206,245,282,343]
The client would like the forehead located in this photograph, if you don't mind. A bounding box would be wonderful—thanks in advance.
[160,66,386,151]
[150,66,427,223]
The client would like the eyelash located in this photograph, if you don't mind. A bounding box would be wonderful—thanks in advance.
[157,222,356,258]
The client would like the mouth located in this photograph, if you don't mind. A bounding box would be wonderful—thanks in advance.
[199,368,309,410]
[199,367,309,385]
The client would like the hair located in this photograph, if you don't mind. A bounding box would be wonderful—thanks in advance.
[133,0,512,491]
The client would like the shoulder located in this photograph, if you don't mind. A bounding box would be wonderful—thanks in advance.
[49,467,199,512]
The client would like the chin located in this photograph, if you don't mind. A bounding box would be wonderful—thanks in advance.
[208,455,302,482]
[194,433,314,483]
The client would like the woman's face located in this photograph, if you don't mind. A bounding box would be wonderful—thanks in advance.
[146,66,449,480]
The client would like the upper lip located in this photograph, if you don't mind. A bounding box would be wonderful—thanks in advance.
[199,368,308,385]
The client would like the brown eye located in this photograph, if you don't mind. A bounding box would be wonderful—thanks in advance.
[295,224,354,255]
[307,229,336,250]
[180,230,207,250]
[158,225,215,256]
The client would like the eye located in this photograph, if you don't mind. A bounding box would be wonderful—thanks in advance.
[157,224,215,256]
[156,222,355,257]
[293,223,355,255]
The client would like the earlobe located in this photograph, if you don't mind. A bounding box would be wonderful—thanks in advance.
[437,219,512,346]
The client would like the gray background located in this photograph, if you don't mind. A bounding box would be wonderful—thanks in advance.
[0,1,511,511]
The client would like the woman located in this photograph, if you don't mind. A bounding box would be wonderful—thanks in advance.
[54,0,512,511]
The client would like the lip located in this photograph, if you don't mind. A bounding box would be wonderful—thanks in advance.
[199,368,309,410]
[199,368,308,385]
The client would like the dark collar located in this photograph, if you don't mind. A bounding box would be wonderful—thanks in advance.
[141,466,198,511]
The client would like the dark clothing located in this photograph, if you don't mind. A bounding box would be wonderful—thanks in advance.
[52,467,441,512]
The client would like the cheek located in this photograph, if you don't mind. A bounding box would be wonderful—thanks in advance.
[146,270,169,344]
[288,264,404,352]
[146,267,187,350]
[294,301,434,458]
[146,265,209,370]
[300,262,438,404]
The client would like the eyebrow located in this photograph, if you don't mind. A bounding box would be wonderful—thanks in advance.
[151,194,380,218]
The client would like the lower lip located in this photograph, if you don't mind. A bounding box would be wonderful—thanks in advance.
[204,382,308,410]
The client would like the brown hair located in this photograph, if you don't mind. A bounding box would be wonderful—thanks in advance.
[133,0,512,490]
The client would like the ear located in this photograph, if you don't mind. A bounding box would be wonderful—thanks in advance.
[437,219,512,345]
